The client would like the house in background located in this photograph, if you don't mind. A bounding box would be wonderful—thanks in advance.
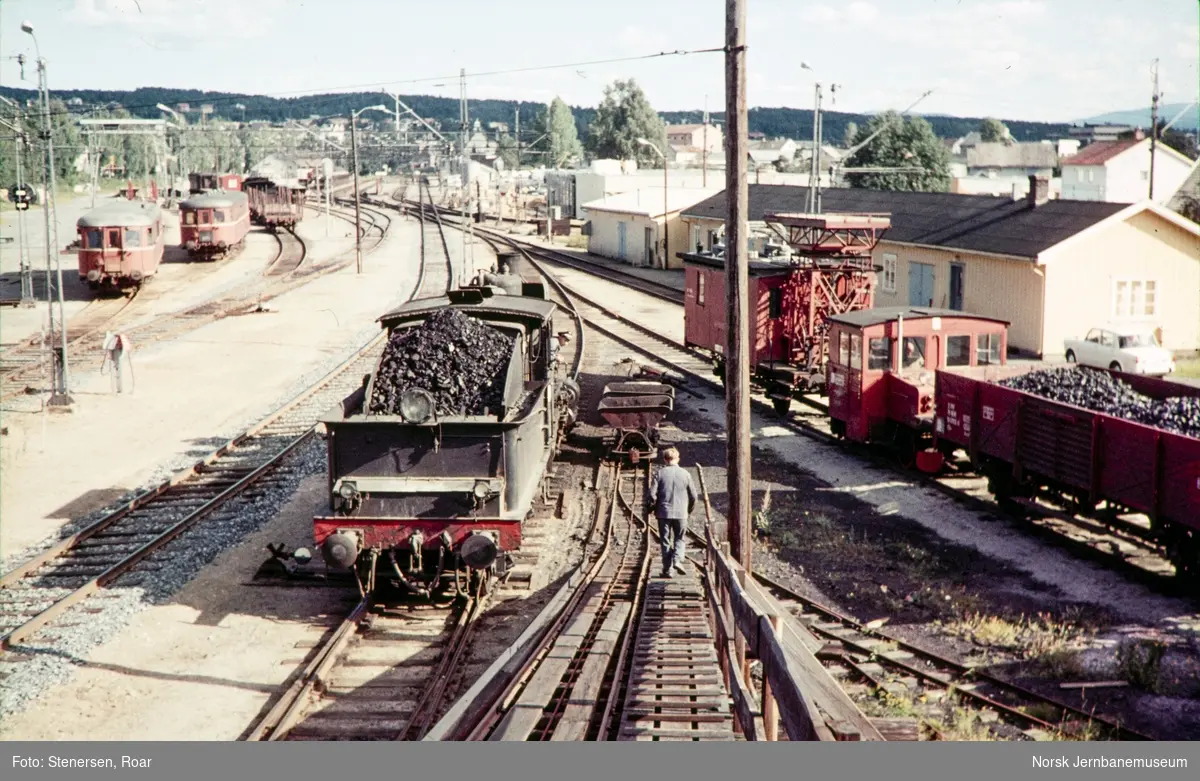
[582,187,720,269]
[748,138,797,167]
[681,179,1200,355]
[1061,134,1194,203]
[951,141,1061,197]
[665,123,723,153]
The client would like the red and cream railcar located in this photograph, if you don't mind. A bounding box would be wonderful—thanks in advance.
[825,307,1011,464]
[179,190,250,259]
[76,201,166,290]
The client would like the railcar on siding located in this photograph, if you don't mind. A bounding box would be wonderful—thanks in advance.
[179,190,251,258]
[76,200,166,289]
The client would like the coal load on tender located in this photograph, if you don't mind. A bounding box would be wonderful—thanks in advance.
[1000,366,1200,439]
[368,308,516,416]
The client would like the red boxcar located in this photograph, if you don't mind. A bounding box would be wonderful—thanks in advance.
[179,190,250,259]
[935,367,1200,579]
[825,307,1010,462]
[188,172,242,194]
[76,200,165,289]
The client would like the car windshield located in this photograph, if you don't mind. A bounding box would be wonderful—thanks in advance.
[1119,332,1158,348]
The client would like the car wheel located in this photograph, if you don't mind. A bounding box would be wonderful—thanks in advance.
[1109,361,1122,372]
[1065,350,1076,363]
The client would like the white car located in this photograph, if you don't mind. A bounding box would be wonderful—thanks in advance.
[1064,327,1176,376]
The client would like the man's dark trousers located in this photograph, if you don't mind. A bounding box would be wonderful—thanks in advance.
[658,516,686,575]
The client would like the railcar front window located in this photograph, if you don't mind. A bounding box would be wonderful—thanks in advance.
[977,333,1002,364]
[184,211,195,225]
[838,332,850,366]
[124,229,142,248]
[84,229,102,249]
[867,337,891,370]
[214,209,226,222]
[902,336,926,369]
[106,229,121,248]
[946,335,971,367]
[849,334,862,370]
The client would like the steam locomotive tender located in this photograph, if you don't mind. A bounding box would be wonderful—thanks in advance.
[313,287,578,596]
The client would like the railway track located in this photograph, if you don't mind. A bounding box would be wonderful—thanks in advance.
[265,227,308,276]
[0,334,387,654]
[747,570,1155,741]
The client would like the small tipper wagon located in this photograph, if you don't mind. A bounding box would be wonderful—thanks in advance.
[597,382,675,462]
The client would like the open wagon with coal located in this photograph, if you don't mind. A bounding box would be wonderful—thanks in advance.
[935,364,1200,583]
[597,382,675,463]
[284,287,579,597]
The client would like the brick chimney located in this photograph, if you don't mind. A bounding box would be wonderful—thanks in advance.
[1026,175,1050,207]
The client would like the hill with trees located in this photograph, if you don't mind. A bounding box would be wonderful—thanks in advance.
[0,85,1076,146]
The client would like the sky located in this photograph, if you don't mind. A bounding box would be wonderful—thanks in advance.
[0,0,1195,123]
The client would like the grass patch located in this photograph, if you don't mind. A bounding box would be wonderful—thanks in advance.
[564,234,588,250]
[1115,637,1166,692]
[945,611,1094,678]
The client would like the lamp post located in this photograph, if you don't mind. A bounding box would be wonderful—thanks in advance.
[23,20,70,406]
[637,138,669,269]
[350,104,388,274]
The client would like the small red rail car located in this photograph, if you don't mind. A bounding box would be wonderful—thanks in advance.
[825,307,1010,463]
[179,190,250,258]
[935,367,1200,580]
[188,172,242,194]
[76,200,165,290]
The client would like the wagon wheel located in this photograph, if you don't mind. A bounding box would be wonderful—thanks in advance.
[1169,529,1200,585]
[771,397,792,417]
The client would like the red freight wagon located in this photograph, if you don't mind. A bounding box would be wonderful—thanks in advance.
[825,307,1011,464]
[935,368,1200,579]
[683,254,793,371]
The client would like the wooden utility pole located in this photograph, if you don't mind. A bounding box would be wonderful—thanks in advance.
[725,0,752,570]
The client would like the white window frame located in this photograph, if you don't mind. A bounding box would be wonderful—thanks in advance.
[1111,278,1157,319]
[881,253,897,293]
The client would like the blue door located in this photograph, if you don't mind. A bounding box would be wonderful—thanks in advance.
[908,262,935,307]
[617,222,627,260]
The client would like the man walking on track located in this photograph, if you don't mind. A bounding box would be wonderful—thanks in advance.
[647,447,697,578]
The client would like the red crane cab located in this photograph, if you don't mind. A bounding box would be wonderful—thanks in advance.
[826,307,1009,466]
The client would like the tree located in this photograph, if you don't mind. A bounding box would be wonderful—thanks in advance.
[496,133,518,169]
[1158,124,1198,161]
[844,111,951,192]
[542,97,582,168]
[978,117,1009,143]
[842,121,858,149]
[585,79,666,166]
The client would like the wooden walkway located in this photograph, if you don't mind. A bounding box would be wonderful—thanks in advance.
[618,566,740,741]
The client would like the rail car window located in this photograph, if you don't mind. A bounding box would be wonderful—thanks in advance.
[867,337,891,370]
[214,209,226,222]
[768,288,782,319]
[84,229,102,249]
[184,211,195,225]
[902,336,926,369]
[849,334,862,370]
[838,332,850,366]
[124,229,142,248]
[976,333,1002,365]
[946,335,971,367]
[106,228,121,248]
